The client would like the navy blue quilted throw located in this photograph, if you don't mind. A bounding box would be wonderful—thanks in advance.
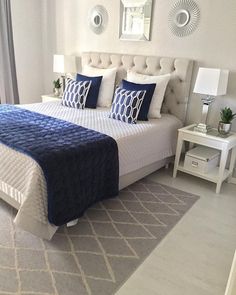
[0,105,119,226]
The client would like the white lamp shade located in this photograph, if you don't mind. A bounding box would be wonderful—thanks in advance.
[193,67,229,96]
[53,55,77,74]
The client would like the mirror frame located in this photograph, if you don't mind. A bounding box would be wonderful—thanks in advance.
[119,0,153,41]
[88,5,108,35]
[168,0,200,37]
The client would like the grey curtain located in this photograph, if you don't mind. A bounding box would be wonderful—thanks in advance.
[0,0,19,104]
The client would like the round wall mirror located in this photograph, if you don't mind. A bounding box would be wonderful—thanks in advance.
[168,0,200,37]
[88,5,108,34]
[174,9,190,27]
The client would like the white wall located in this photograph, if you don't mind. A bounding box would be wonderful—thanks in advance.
[10,0,236,131]
[45,0,236,130]
[43,0,83,95]
[11,0,45,104]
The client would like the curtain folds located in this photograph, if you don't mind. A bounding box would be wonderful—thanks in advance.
[0,0,19,104]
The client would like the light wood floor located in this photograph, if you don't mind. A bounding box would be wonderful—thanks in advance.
[116,167,236,295]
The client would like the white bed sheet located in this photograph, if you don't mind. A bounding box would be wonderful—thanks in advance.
[0,102,182,239]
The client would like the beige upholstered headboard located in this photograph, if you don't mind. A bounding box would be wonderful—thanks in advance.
[82,52,193,124]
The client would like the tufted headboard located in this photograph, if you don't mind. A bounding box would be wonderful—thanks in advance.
[82,52,193,124]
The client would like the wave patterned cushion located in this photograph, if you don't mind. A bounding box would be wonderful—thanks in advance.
[121,79,156,121]
[62,79,92,109]
[109,87,146,124]
[127,70,171,119]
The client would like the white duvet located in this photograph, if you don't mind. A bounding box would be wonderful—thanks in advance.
[0,102,182,239]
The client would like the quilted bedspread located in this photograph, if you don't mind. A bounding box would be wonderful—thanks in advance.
[0,105,119,226]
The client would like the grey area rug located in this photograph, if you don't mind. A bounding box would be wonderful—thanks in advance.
[0,178,199,295]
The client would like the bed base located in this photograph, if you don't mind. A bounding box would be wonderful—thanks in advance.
[119,157,172,190]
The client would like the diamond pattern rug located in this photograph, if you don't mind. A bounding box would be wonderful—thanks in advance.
[0,178,199,295]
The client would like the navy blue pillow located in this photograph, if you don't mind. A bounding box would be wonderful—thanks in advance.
[121,79,156,121]
[76,73,102,108]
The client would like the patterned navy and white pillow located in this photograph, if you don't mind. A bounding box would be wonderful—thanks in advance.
[62,79,92,109]
[109,87,146,124]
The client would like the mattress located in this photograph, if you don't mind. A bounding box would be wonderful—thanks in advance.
[0,101,182,239]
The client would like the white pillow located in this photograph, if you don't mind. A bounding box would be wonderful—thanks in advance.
[82,65,117,107]
[127,70,171,118]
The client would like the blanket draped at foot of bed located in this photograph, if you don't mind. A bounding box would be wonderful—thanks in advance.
[0,105,119,226]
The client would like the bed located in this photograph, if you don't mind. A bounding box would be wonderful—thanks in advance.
[0,52,193,239]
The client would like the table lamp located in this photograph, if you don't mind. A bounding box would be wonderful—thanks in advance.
[53,55,77,91]
[193,67,229,133]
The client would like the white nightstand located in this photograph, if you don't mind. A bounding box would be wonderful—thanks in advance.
[173,124,236,194]
[41,94,62,103]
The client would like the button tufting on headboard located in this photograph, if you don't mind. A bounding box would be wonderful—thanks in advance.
[82,52,193,124]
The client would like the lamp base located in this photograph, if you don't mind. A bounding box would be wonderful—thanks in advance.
[61,75,66,92]
[194,96,215,134]
[194,123,212,134]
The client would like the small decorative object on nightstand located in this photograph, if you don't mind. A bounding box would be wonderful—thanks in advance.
[193,67,229,133]
[41,94,62,103]
[218,107,236,136]
[53,78,62,97]
[173,124,236,194]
